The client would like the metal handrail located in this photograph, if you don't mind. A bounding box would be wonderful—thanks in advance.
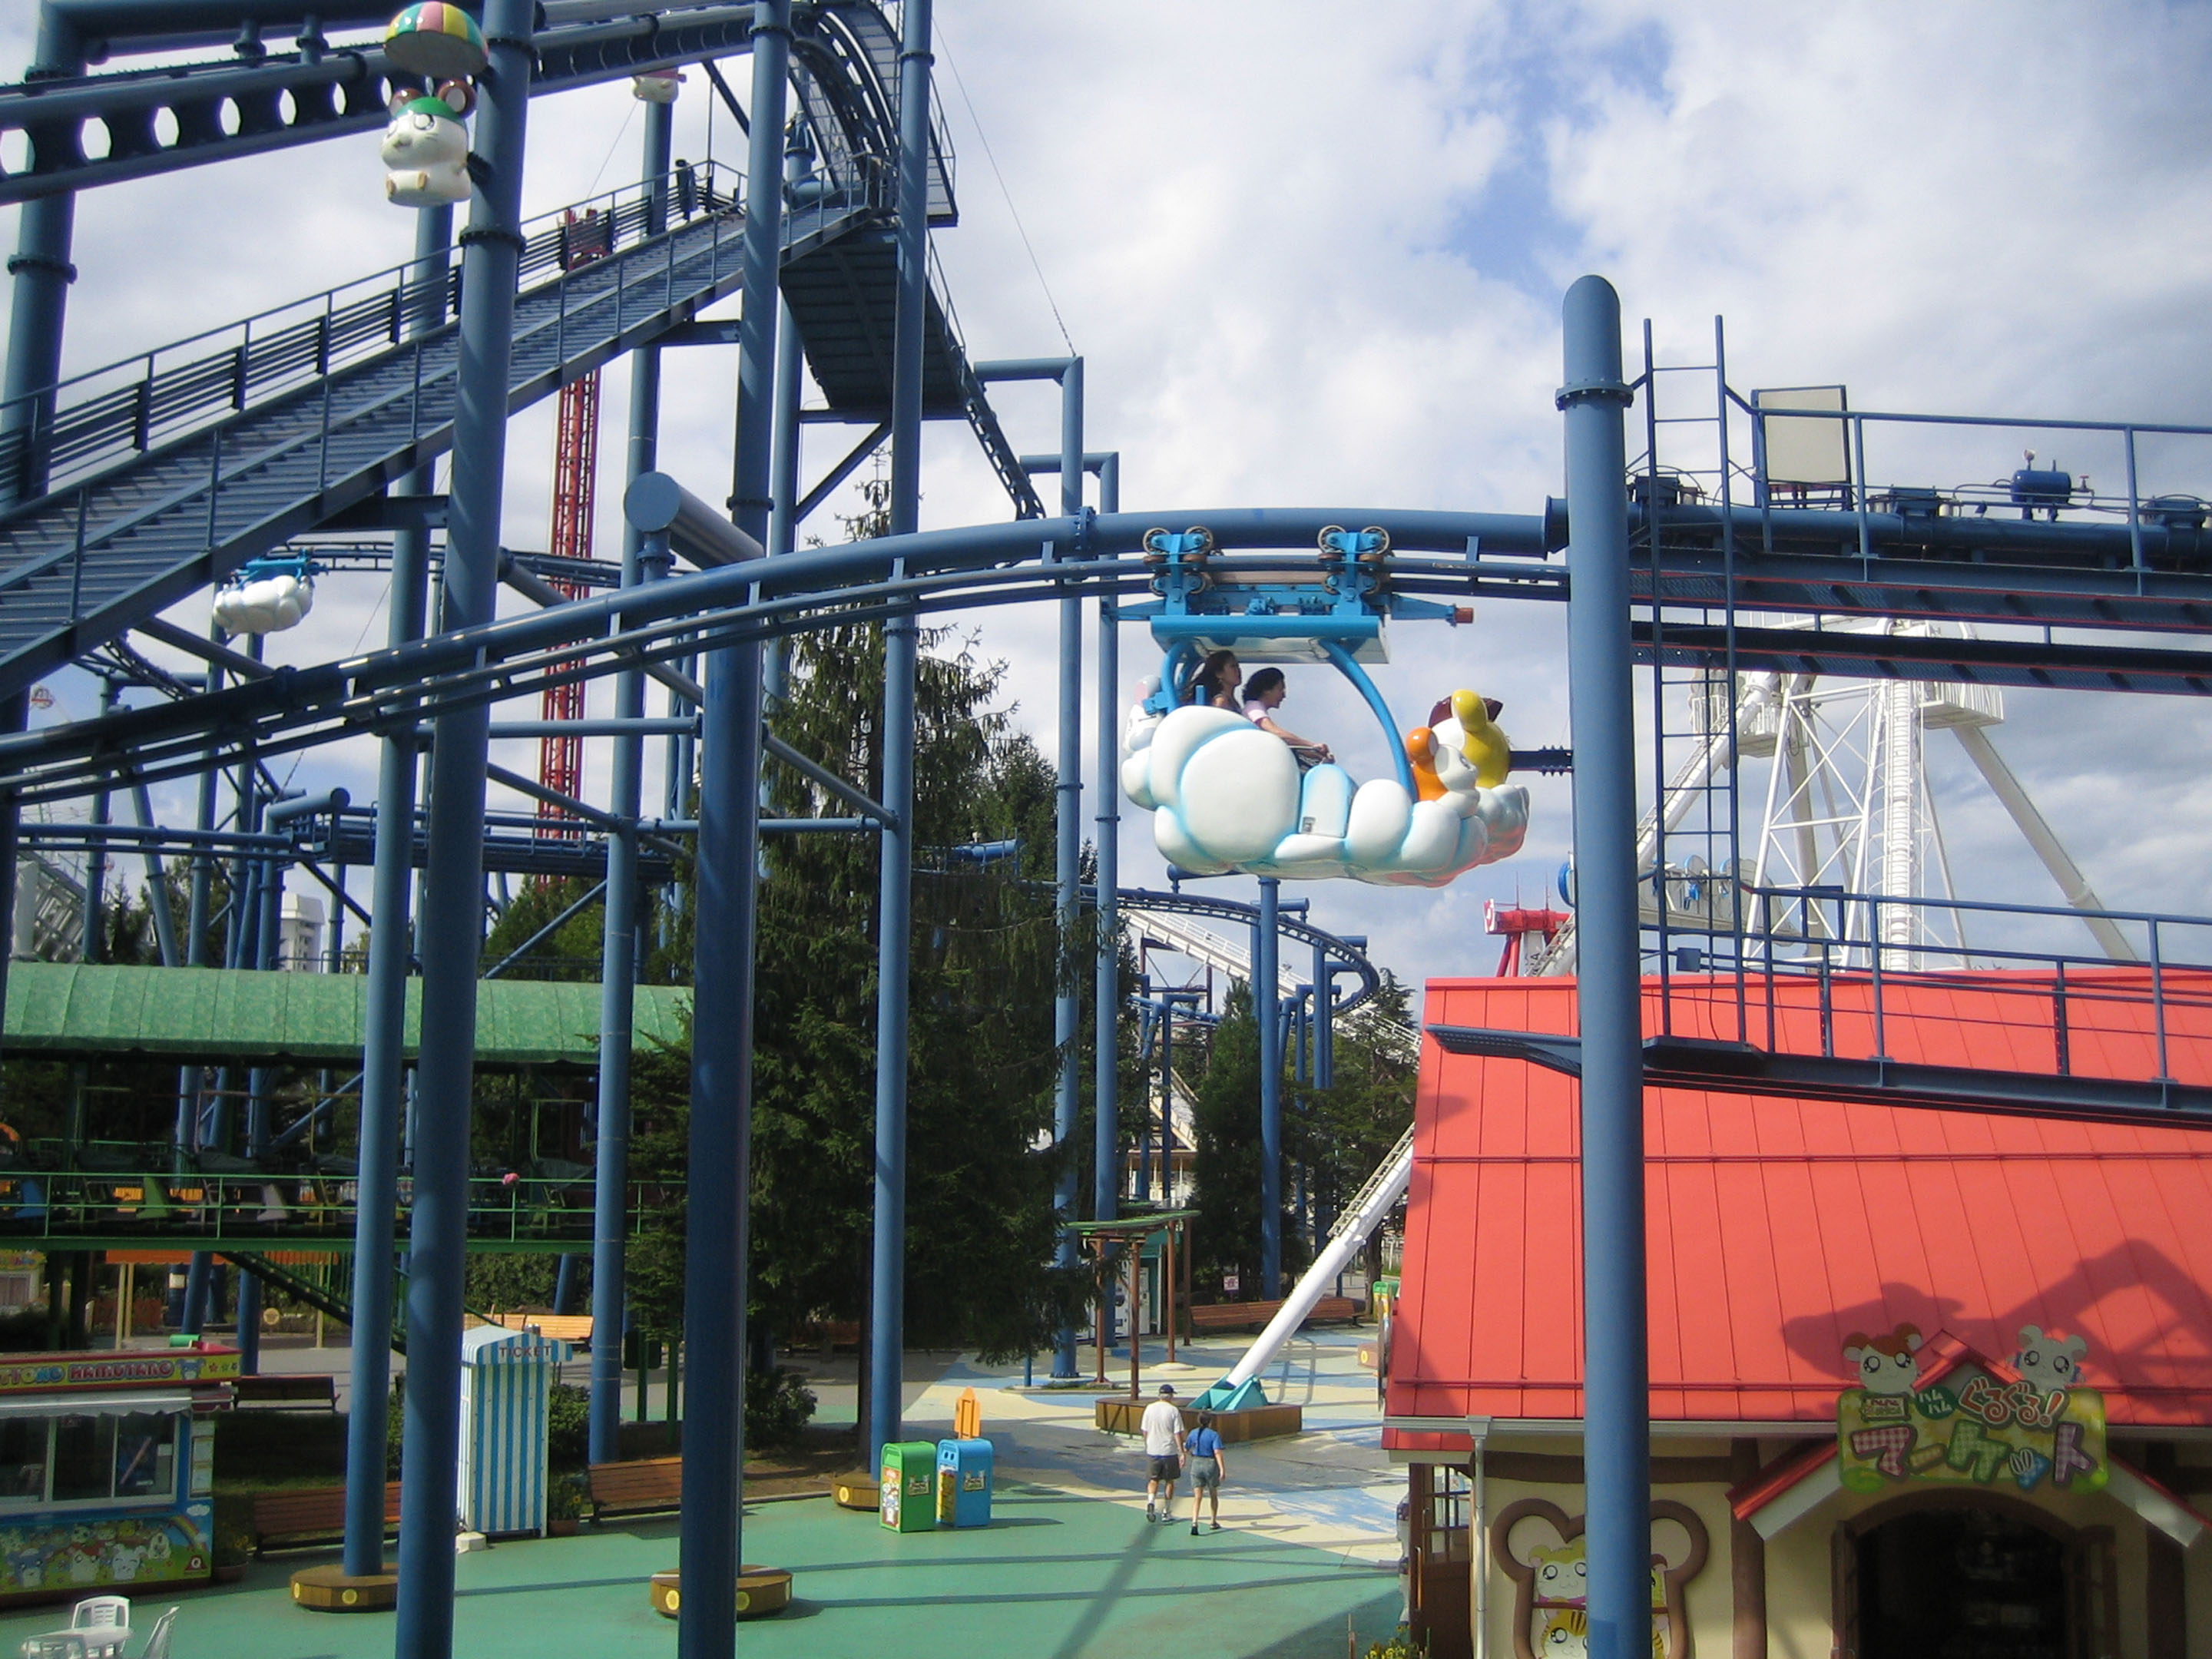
[1661,878,2212,1092]
[0,1170,677,1247]
[1731,398,2212,578]
[0,163,741,507]
[0,201,760,606]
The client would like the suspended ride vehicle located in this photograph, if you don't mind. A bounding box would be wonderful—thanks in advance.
[211,554,318,635]
[379,3,488,208]
[1118,527,1532,887]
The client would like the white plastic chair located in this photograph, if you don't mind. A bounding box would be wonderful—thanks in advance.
[137,1609,177,1659]
[67,1599,127,1637]
[65,1598,128,1657]
[18,1636,88,1659]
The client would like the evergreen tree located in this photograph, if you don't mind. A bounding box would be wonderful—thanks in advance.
[626,621,1091,1386]
[1293,973,1419,1283]
[479,875,605,982]
[1187,973,1417,1298]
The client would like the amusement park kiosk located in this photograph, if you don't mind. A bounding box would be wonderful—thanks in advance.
[0,1345,237,1604]
[1384,974,2212,1659]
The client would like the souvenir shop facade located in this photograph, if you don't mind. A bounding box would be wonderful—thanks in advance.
[1384,976,2212,1659]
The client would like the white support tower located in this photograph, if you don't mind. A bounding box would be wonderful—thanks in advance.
[1532,617,2134,974]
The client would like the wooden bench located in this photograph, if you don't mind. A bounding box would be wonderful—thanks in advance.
[588,1456,684,1524]
[250,1482,401,1554]
[1186,1295,1363,1334]
[233,1373,338,1410]
[485,1312,594,1346]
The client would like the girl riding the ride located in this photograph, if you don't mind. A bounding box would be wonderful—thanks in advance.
[1191,649,1243,710]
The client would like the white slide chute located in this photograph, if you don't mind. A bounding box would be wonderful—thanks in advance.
[1192,1124,1415,1413]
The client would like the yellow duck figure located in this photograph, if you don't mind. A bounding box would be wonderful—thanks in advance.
[1446,688,1513,787]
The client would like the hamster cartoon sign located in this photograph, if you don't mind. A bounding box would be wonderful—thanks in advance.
[1489,1497,1708,1659]
[1836,1323,2106,1496]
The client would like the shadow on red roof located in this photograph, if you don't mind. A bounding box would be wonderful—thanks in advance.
[1384,972,2212,1451]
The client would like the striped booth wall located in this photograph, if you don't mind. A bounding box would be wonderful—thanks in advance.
[457,1326,574,1538]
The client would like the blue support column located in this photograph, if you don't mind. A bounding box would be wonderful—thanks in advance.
[1154,996,1173,1204]
[1093,550,1120,1227]
[79,679,118,962]
[391,3,532,1649]
[1313,942,1336,1090]
[237,827,285,1376]
[1559,273,1651,1659]
[178,641,223,1174]
[679,4,785,1648]
[588,91,673,1472]
[0,10,83,507]
[342,200,448,1583]
[1134,987,1154,1202]
[866,0,931,1467]
[1255,877,1281,1296]
[764,293,803,703]
[0,692,22,1151]
[1051,358,1084,1376]
[588,525,660,1462]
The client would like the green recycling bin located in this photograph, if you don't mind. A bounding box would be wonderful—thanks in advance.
[879,1440,938,1532]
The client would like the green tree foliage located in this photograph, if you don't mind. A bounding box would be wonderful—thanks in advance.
[1187,982,1293,1296]
[479,876,605,982]
[1187,973,1417,1297]
[626,621,1090,1369]
[1293,973,1419,1280]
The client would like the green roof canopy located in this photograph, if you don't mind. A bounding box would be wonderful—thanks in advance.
[1,962,690,1068]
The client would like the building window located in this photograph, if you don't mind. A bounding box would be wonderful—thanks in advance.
[0,1411,184,1511]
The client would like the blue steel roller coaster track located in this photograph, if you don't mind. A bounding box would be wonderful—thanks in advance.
[17,497,2212,805]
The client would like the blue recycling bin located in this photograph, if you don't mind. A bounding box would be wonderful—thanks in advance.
[935,1438,993,1528]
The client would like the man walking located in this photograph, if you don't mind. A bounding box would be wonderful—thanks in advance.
[1139,1383,1185,1522]
[1185,1410,1227,1533]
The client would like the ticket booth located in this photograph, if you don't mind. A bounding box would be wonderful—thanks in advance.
[458,1326,572,1538]
[0,1346,237,1604]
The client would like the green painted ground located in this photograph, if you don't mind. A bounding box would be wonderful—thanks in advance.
[0,1486,1402,1658]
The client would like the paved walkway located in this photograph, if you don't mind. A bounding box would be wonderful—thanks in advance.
[0,1327,1406,1657]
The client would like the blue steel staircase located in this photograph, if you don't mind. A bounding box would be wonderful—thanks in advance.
[0,171,865,700]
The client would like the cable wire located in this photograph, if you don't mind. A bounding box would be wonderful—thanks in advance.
[935,21,1077,358]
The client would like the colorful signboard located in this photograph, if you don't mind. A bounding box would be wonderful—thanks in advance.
[0,1350,238,1398]
[0,1507,213,1598]
[1836,1324,2105,1497]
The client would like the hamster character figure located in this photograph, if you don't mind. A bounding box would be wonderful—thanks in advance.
[2012,1325,2088,1391]
[1530,1538,1588,1606]
[382,83,475,208]
[1537,1608,1589,1657]
[1843,1323,1924,1396]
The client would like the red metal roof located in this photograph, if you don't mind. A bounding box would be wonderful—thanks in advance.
[1384,972,2212,1449]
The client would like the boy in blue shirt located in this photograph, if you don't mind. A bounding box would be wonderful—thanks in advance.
[1184,1410,1226,1534]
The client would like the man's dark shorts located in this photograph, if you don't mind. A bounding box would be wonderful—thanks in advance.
[1148,1454,1180,1484]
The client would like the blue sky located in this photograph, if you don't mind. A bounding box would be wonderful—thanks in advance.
[5,2,2212,995]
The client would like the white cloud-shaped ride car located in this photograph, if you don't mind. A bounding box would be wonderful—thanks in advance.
[1121,698,1529,887]
[211,566,315,635]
